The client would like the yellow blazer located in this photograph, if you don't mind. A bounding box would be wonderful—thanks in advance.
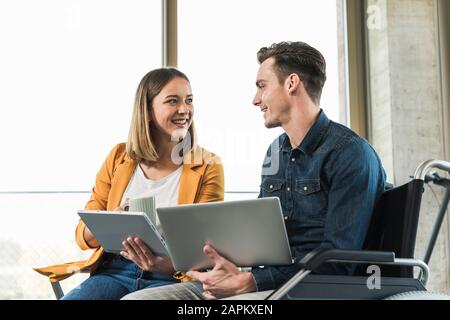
[34,143,224,282]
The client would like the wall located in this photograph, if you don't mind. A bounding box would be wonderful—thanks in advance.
[366,0,449,293]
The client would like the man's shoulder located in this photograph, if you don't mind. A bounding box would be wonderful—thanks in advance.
[325,122,383,170]
[326,121,371,152]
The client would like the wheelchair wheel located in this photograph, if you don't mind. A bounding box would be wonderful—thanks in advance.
[385,291,450,300]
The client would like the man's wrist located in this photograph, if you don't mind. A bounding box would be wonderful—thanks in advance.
[236,271,257,294]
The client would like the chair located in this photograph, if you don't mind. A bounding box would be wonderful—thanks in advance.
[49,271,88,300]
[357,176,424,278]
[46,192,259,299]
[267,159,450,300]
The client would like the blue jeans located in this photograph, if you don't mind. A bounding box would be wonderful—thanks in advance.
[62,253,177,300]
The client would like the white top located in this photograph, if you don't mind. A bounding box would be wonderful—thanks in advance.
[121,164,182,230]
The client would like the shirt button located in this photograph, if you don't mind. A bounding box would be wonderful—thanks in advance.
[291,158,295,162]
[303,186,308,191]
[287,187,291,191]
[284,215,288,220]
[269,185,274,189]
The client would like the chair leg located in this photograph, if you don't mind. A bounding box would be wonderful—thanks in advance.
[51,281,64,300]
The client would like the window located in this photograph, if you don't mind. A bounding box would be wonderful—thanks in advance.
[0,0,162,191]
[0,0,162,299]
[178,0,345,192]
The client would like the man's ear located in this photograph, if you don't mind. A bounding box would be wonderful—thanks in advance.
[286,73,301,95]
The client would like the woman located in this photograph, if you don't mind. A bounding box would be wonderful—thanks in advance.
[34,68,224,299]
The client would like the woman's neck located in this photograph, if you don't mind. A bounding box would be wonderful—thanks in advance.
[146,129,181,168]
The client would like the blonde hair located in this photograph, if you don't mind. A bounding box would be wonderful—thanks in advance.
[126,68,197,162]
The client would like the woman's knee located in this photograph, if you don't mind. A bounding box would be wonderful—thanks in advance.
[62,275,129,300]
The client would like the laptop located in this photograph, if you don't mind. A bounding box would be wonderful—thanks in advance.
[157,197,293,271]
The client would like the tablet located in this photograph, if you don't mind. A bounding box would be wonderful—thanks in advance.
[78,210,168,257]
[156,197,293,271]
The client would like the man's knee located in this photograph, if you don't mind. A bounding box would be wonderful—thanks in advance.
[121,282,203,300]
[121,287,164,300]
[220,290,273,300]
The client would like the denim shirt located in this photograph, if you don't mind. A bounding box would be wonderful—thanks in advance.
[251,110,386,291]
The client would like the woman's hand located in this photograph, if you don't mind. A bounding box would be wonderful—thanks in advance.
[83,225,100,248]
[113,198,129,211]
[121,237,175,274]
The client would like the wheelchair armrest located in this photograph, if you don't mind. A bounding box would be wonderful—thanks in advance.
[298,248,395,271]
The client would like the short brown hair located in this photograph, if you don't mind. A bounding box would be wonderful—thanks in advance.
[126,68,197,162]
[257,41,327,104]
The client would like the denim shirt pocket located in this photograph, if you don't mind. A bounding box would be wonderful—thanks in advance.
[294,179,325,219]
[260,178,284,204]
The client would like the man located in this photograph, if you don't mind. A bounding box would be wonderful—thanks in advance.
[122,41,386,300]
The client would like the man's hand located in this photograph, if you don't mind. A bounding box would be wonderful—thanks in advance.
[121,237,175,274]
[186,244,257,300]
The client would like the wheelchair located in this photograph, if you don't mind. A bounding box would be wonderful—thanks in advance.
[267,159,450,300]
